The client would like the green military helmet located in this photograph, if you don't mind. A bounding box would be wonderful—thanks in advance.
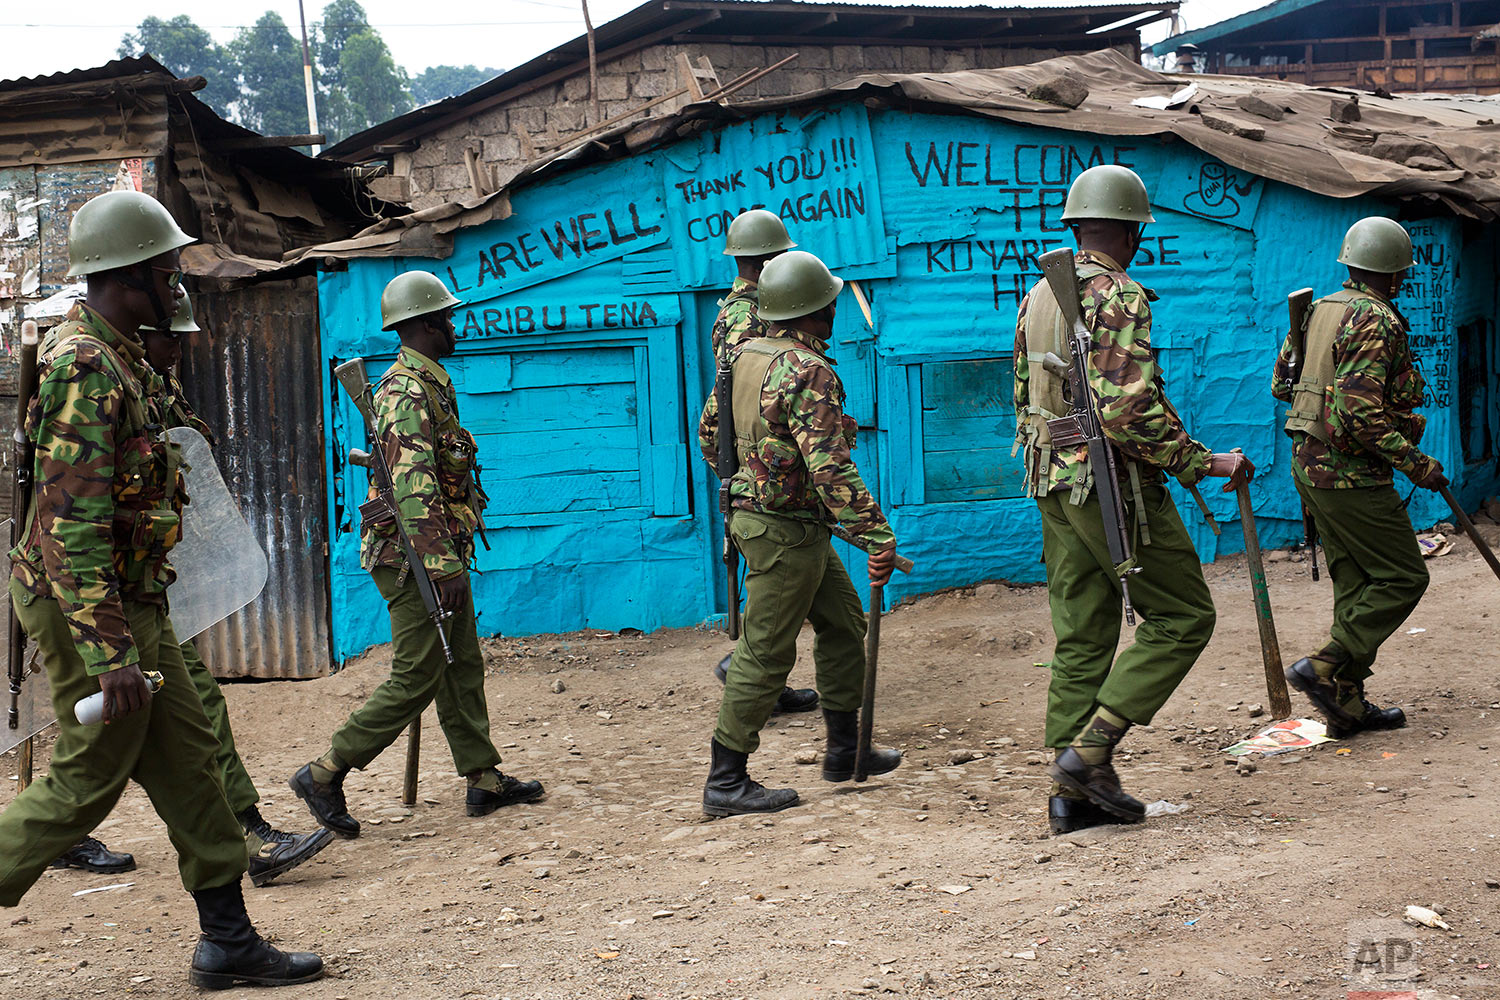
[756,250,843,321]
[1060,164,1156,224]
[380,271,464,331]
[1337,216,1413,273]
[66,190,194,277]
[722,209,797,257]
[140,291,201,335]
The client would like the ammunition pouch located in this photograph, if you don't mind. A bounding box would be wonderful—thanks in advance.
[359,495,397,528]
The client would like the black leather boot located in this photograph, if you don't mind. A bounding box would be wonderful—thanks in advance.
[1328,683,1407,738]
[820,709,902,782]
[466,769,546,816]
[714,655,818,714]
[702,740,799,817]
[1048,795,1127,836]
[49,837,136,874]
[1050,747,1145,822]
[289,764,360,839]
[189,881,323,989]
[239,805,335,888]
[1285,657,1363,732]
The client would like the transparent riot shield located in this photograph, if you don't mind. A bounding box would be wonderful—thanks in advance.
[164,426,269,641]
[1,427,268,755]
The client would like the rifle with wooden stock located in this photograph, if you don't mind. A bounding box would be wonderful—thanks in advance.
[1036,248,1141,624]
[1285,287,1319,580]
[7,320,39,787]
[714,347,740,639]
[338,358,452,807]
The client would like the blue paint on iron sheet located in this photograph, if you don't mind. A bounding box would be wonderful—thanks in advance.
[449,159,668,299]
[319,102,1500,660]
[1153,156,1264,231]
[662,104,889,289]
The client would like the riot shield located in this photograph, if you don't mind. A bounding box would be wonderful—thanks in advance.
[164,426,269,640]
[1,428,268,755]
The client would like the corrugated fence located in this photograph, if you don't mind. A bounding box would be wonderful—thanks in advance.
[186,276,331,679]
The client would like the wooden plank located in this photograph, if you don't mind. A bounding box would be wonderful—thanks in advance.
[507,347,635,388]
[481,470,643,514]
[217,133,326,150]
[461,383,634,431]
[474,425,639,470]
[922,413,1015,443]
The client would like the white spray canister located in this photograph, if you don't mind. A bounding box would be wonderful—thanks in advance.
[74,671,165,725]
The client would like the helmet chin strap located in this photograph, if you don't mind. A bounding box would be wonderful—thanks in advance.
[116,264,174,331]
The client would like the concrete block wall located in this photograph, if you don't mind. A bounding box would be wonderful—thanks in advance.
[393,41,1129,209]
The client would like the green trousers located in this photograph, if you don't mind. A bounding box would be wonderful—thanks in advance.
[1038,483,1217,748]
[331,567,500,775]
[715,510,867,754]
[0,580,247,905]
[1296,480,1428,682]
[181,638,259,816]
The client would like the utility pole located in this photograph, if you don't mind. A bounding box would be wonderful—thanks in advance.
[298,0,322,155]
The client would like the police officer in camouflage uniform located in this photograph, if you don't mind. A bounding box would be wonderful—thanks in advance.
[706,209,818,715]
[1273,217,1441,737]
[1013,165,1254,835]
[291,271,542,837]
[0,190,321,988]
[134,293,334,885]
[697,250,900,817]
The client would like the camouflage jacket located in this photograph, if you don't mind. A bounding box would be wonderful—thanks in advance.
[697,324,894,549]
[1014,250,1212,495]
[711,277,768,356]
[160,369,216,446]
[360,346,487,581]
[1271,280,1435,489]
[11,304,183,675]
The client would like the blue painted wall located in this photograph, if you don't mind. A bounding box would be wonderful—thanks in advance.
[318,104,1500,660]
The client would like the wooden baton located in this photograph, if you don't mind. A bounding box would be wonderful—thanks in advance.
[1439,486,1500,585]
[1231,451,1292,719]
[402,718,420,806]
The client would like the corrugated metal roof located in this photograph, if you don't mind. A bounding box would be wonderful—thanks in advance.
[324,0,1180,160]
[1150,0,1329,55]
[0,55,175,93]
[269,47,1500,277]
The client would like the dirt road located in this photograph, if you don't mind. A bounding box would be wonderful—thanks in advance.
[3,527,1497,1000]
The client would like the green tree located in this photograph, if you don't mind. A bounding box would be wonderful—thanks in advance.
[316,0,372,93]
[231,12,309,136]
[118,15,238,118]
[313,1,413,144]
[340,32,412,127]
[410,65,501,106]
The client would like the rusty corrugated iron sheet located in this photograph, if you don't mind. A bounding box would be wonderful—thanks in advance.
[0,69,169,168]
[183,277,331,679]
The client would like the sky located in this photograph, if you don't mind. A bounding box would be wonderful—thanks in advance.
[1,0,1268,82]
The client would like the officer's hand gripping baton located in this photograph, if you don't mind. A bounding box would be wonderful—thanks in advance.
[1230,449,1292,719]
[854,554,913,783]
[1037,248,1141,625]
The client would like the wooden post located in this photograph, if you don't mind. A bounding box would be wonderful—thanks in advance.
[581,0,601,127]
